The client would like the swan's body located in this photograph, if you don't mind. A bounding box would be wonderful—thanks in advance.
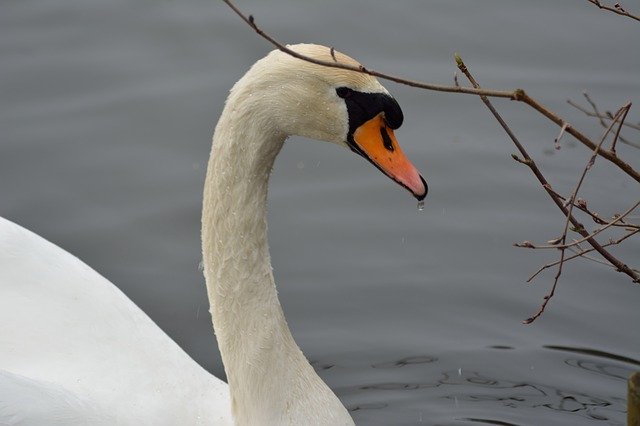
[0,44,426,425]
[0,217,232,425]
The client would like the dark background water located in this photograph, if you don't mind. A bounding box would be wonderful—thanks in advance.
[1,0,639,424]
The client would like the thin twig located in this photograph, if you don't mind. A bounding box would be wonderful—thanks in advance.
[611,102,631,152]
[527,229,640,281]
[520,199,640,249]
[547,188,640,229]
[585,0,640,22]
[567,99,640,131]
[562,104,629,227]
[567,96,640,149]
[566,245,614,268]
[555,122,569,150]
[584,92,608,127]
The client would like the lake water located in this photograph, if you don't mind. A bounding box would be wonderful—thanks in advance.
[1,0,639,424]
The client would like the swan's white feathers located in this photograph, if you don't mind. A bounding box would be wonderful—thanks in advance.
[0,217,232,425]
[282,44,385,92]
[0,370,113,425]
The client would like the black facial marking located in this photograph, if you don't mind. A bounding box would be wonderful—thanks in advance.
[380,127,394,152]
[336,87,352,99]
[336,87,404,136]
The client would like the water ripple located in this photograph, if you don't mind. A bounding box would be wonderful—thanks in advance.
[320,344,635,425]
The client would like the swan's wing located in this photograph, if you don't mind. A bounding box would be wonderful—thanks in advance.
[0,217,232,425]
[0,370,114,425]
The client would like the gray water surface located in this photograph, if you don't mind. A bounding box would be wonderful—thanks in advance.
[2,0,639,424]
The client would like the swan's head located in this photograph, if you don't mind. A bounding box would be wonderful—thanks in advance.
[235,43,427,200]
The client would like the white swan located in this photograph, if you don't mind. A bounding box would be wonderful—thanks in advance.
[0,44,427,425]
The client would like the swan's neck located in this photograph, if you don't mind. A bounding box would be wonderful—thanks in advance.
[202,88,353,425]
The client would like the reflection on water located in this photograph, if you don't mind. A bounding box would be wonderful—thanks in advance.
[463,418,519,426]
[545,345,640,381]
[440,369,623,423]
[373,355,438,369]
[315,345,633,425]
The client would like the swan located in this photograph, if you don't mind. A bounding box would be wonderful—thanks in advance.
[0,44,427,425]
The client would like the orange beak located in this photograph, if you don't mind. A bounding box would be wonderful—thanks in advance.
[351,113,427,200]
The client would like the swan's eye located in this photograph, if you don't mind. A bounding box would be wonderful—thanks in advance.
[336,87,352,99]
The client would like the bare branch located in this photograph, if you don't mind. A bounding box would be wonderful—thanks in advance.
[524,249,566,324]
[567,96,640,149]
[222,0,640,182]
[585,0,640,22]
[611,101,631,152]
[547,189,640,230]
[453,56,639,285]
[527,229,640,282]
[452,57,639,321]
[567,99,640,131]
[521,109,625,324]
[518,199,639,250]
